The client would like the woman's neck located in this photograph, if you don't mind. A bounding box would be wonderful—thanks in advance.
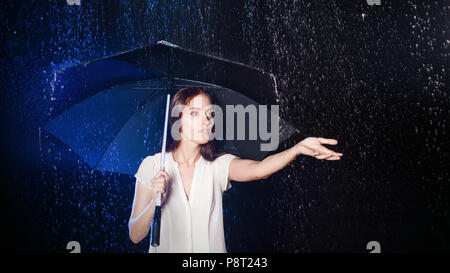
[173,140,201,165]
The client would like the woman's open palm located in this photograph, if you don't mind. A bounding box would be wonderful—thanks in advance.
[295,137,343,160]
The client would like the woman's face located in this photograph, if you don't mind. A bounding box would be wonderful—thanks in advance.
[180,93,215,144]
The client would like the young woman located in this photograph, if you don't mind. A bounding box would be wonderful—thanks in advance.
[128,87,343,253]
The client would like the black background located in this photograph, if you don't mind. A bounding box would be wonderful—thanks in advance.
[0,0,449,252]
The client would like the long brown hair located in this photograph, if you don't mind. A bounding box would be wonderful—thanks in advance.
[166,87,226,162]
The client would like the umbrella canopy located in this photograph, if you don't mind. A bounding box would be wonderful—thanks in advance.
[43,41,299,176]
[49,40,278,115]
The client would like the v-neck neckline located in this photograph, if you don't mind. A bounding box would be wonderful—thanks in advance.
[170,152,202,204]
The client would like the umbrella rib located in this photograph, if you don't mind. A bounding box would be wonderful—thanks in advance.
[135,81,167,110]
[94,82,166,172]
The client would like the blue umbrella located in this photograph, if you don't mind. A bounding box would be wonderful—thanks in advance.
[42,41,299,176]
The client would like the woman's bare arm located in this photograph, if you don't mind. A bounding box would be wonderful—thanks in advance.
[229,137,343,182]
[128,170,169,244]
[128,181,157,244]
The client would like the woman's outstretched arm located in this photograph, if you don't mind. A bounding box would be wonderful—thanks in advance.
[228,137,343,182]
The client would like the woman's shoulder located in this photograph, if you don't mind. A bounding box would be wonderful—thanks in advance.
[211,153,239,192]
[135,153,161,182]
[139,152,162,166]
[212,153,239,166]
[216,152,238,159]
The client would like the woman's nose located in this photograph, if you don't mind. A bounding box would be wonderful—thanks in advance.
[203,113,213,126]
[203,113,211,122]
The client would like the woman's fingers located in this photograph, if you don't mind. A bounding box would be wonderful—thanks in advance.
[319,138,338,145]
[154,171,170,189]
[156,170,169,180]
[299,144,320,156]
[316,153,333,160]
[157,184,166,194]
[317,138,343,156]
[153,180,166,194]
[317,146,343,157]
[163,172,170,183]
[152,170,170,196]
[316,153,342,160]
[298,137,343,160]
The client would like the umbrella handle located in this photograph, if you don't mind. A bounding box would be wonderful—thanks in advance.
[151,205,161,247]
[151,94,171,248]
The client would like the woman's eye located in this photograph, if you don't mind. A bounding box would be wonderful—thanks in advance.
[191,111,198,116]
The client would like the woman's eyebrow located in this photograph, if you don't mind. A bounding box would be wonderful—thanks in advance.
[189,107,213,111]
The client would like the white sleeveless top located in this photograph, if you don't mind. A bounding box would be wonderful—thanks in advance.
[133,151,238,253]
